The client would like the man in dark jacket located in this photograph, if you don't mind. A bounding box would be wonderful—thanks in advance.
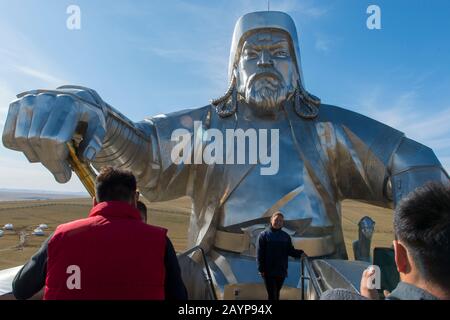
[257,212,304,300]
[12,166,187,300]
[360,182,450,300]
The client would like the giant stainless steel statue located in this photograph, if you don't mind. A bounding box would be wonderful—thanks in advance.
[2,11,449,299]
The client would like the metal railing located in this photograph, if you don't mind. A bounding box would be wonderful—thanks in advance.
[178,246,218,300]
[300,254,323,300]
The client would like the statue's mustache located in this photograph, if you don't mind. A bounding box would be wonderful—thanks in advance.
[246,71,285,89]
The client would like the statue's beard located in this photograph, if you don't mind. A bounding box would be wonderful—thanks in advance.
[243,72,292,113]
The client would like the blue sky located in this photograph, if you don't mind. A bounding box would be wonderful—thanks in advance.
[0,0,449,193]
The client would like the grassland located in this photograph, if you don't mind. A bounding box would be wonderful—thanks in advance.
[0,197,394,270]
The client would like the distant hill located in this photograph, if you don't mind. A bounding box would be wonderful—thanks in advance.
[0,189,87,202]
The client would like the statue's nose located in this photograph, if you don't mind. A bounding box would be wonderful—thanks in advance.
[257,50,274,68]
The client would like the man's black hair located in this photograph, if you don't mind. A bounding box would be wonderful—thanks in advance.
[95,166,137,203]
[394,182,450,290]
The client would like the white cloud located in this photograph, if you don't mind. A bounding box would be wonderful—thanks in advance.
[285,0,330,18]
[315,36,332,53]
[402,108,450,142]
[14,65,67,87]
[0,19,78,192]
[356,87,450,172]
[176,0,330,19]
[0,19,68,88]
[426,137,450,151]
[233,0,330,18]
[144,44,228,96]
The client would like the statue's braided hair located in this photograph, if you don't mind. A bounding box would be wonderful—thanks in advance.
[210,75,238,118]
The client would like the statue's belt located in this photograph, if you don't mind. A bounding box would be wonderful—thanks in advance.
[214,230,335,257]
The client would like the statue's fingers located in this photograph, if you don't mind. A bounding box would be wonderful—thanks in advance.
[14,96,39,162]
[37,98,79,184]
[2,100,21,150]
[79,110,106,161]
[82,124,106,161]
[38,105,74,164]
[41,159,72,183]
[27,93,55,157]
[53,108,80,160]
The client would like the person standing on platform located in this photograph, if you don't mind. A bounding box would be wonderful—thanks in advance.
[257,212,304,300]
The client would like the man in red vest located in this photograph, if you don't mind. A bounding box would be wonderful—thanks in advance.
[12,166,187,300]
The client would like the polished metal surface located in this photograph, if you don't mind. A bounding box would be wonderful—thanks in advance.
[177,246,217,300]
[2,11,449,299]
[214,229,335,258]
[229,11,305,87]
[312,259,370,294]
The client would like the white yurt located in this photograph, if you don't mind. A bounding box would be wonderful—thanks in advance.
[3,224,13,231]
[32,228,45,236]
[38,224,48,229]
[0,230,3,237]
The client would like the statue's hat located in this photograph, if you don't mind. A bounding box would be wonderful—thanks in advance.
[228,11,305,86]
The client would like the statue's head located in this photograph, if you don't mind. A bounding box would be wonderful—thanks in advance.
[358,216,376,238]
[212,11,320,118]
[234,30,297,113]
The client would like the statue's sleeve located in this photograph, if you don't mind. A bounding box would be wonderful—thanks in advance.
[93,105,210,202]
[317,105,449,207]
[139,106,211,201]
[389,137,449,205]
[91,107,159,190]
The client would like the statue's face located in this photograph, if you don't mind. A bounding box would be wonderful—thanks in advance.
[236,30,298,113]
[360,218,375,237]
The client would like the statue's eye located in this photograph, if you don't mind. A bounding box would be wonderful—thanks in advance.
[273,50,289,58]
[244,50,258,59]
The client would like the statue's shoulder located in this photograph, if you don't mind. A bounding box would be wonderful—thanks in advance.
[316,104,444,172]
[317,104,400,131]
[145,105,211,125]
[316,104,404,141]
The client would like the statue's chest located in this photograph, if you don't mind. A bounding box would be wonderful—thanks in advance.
[220,121,330,228]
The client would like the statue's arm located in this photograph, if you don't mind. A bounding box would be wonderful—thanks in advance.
[2,84,210,200]
[91,109,160,191]
[56,86,211,200]
[319,105,449,207]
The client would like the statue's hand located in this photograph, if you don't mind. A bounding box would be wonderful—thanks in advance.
[2,88,107,183]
